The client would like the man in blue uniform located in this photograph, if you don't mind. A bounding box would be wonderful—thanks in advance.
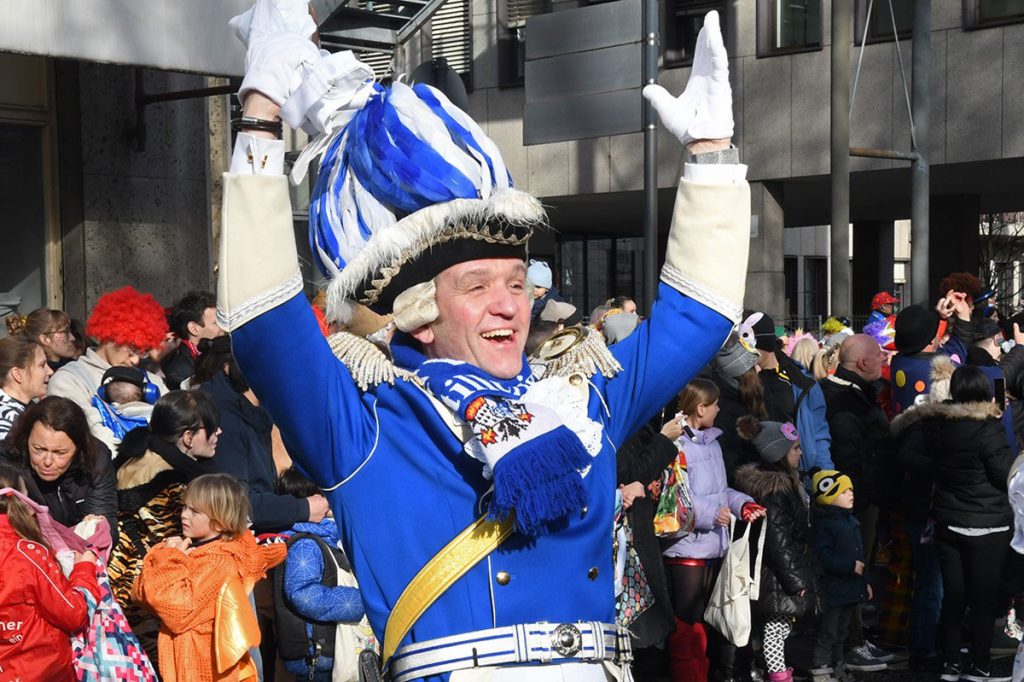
[217,2,751,679]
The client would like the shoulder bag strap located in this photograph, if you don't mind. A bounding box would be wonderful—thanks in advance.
[381,513,515,668]
[748,513,767,601]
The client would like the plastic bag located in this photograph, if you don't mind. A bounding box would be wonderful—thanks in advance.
[653,450,696,537]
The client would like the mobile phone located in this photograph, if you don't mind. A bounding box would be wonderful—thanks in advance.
[995,377,1006,407]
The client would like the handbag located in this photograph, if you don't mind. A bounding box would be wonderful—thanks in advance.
[653,450,696,537]
[71,558,159,682]
[613,514,655,628]
[703,515,766,647]
[330,550,379,682]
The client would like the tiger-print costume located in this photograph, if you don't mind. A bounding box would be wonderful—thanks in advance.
[108,451,190,647]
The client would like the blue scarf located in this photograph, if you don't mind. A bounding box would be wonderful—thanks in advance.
[413,357,592,536]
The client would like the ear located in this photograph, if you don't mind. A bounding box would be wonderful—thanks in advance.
[408,323,435,346]
[9,366,25,385]
[186,320,201,338]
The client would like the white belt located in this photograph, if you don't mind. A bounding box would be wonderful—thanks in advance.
[388,621,631,682]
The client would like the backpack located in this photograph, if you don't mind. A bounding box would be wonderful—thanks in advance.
[273,532,346,664]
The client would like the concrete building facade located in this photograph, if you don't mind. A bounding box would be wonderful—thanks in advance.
[392,0,1024,321]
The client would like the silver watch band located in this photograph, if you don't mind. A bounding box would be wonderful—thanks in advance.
[688,145,739,165]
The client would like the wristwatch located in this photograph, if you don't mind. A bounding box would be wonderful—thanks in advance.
[689,144,739,165]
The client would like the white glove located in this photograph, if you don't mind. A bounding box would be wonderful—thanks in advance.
[642,10,733,147]
[232,0,376,132]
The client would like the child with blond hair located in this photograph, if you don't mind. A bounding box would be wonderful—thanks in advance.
[133,473,285,681]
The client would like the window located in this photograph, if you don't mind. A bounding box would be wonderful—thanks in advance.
[559,237,646,317]
[784,256,798,316]
[804,256,828,319]
[964,0,1024,29]
[757,0,822,56]
[855,0,913,44]
[431,0,472,86]
[498,0,552,86]
[663,1,724,68]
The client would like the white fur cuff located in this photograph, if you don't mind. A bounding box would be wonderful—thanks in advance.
[217,173,303,331]
[661,179,751,323]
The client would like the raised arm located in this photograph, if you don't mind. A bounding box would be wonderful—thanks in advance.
[604,12,749,444]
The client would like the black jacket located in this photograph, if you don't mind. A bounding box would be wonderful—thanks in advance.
[818,366,893,511]
[734,463,818,618]
[892,400,1014,528]
[200,372,309,533]
[2,438,117,532]
[616,424,679,648]
[160,344,196,391]
[811,504,867,609]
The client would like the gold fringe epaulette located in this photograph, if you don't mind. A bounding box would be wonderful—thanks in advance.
[327,332,412,391]
[530,326,622,380]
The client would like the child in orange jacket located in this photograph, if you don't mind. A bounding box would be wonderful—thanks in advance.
[133,473,285,682]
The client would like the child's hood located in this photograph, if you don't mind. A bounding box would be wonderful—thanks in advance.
[289,518,340,545]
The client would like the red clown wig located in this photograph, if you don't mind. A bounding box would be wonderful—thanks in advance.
[86,286,168,352]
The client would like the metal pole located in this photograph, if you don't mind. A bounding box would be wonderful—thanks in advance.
[641,0,659,314]
[910,0,931,302]
[831,0,851,317]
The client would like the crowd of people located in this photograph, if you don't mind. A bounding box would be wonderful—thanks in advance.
[0,272,1023,682]
[2,2,1024,682]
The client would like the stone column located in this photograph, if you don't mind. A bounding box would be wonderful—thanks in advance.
[745,181,785,321]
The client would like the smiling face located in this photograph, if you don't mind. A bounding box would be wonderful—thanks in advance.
[27,422,77,482]
[411,258,531,379]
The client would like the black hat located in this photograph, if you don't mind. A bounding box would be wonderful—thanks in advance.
[894,304,940,355]
[739,311,779,352]
[974,318,1002,343]
[100,366,146,389]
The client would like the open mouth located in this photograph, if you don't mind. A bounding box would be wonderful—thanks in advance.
[481,329,516,345]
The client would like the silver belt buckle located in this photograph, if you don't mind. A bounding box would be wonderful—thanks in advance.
[552,623,583,657]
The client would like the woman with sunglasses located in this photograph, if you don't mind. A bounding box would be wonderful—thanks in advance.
[6,308,80,371]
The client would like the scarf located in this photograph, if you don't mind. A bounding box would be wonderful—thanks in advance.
[415,358,594,536]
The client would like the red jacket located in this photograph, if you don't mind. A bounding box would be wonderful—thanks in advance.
[0,515,99,682]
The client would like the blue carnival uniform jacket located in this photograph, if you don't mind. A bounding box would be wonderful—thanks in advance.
[231,288,731,679]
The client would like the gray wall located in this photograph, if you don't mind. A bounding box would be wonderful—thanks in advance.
[60,63,214,319]
[403,0,1024,197]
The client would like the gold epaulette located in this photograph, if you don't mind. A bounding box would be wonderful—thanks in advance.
[327,332,412,391]
[529,326,623,380]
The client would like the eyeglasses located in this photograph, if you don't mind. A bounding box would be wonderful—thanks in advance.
[46,327,72,336]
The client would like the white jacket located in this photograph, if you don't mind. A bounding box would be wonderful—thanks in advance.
[46,348,167,454]
[1011,453,1024,555]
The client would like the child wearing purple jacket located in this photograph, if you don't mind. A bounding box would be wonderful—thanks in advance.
[663,378,765,682]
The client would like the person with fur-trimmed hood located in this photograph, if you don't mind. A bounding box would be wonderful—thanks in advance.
[215,0,752,679]
[892,364,1015,682]
[47,286,169,453]
[734,416,818,682]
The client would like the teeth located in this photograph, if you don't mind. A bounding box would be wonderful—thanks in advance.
[482,329,513,339]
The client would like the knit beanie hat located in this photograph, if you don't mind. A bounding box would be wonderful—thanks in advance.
[811,469,853,506]
[713,335,759,388]
[602,311,639,345]
[894,304,940,356]
[736,416,799,464]
[527,260,553,289]
[739,311,778,352]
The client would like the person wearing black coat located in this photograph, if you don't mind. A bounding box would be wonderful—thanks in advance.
[892,365,1015,680]
[735,417,818,682]
[808,471,868,682]
[616,421,682,650]
[193,336,329,534]
[1,396,117,532]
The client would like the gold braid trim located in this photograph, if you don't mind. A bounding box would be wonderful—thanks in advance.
[327,332,412,391]
[530,326,623,380]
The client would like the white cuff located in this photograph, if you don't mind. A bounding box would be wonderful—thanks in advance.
[230,133,286,175]
[682,162,748,185]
